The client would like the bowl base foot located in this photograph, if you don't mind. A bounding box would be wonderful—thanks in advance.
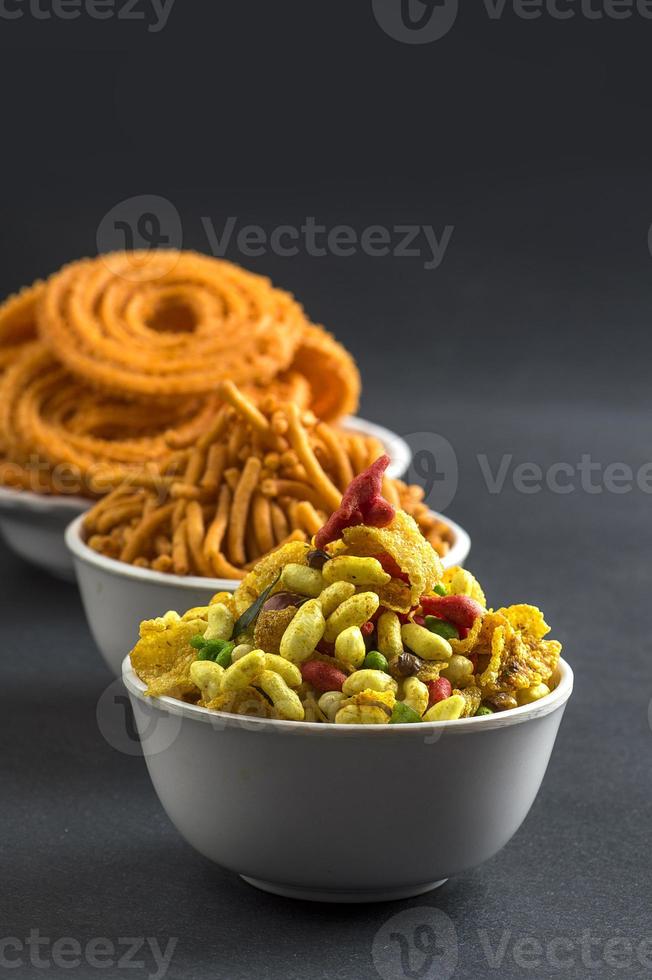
[240,876,448,903]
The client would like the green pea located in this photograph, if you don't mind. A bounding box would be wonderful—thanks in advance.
[475,706,494,717]
[190,634,206,650]
[214,642,235,669]
[433,584,447,597]
[363,651,390,673]
[389,702,423,725]
[424,616,459,641]
[197,639,234,664]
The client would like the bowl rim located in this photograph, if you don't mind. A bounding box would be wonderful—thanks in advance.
[65,504,471,592]
[122,654,573,737]
[0,484,90,514]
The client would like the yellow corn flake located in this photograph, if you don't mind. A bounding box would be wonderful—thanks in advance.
[233,586,257,617]
[234,541,311,608]
[144,653,197,699]
[455,685,482,718]
[139,610,181,634]
[494,632,540,692]
[478,624,507,691]
[131,617,206,677]
[416,660,450,683]
[443,566,486,607]
[339,511,443,612]
[449,614,483,656]
[181,605,210,622]
[205,686,275,718]
[496,604,550,641]
[131,613,210,699]
[208,592,236,615]
[475,611,513,653]
[347,688,396,714]
[475,625,562,698]
[525,638,562,681]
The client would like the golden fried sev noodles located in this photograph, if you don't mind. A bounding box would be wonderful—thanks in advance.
[82,383,455,577]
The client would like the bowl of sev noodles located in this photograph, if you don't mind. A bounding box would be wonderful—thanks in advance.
[64,386,466,675]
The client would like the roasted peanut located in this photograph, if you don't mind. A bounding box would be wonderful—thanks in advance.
[442,654,474,687]
[221,650,266,691]
[323,591,380,642]
[342,669,397,696]
[377,611,403,658]
[204,602,234,642]
[280,563,325,598]
[322,555,391,588]
[335,625,366,669]
[318,581,356,618]
[279,599,325,663]
[261,653,302,687]
[190,660,224,701]
[401,676,429,717]
[423,694,465,722]
[517,683,551,706]
[318,690,346,721]
[256,670,305,721]
[401,622,452,661]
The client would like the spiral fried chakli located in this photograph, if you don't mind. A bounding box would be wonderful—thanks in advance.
[288,323,361,422]
[0,281,41,373]
[37,252,310,400]
[0,342,219,495]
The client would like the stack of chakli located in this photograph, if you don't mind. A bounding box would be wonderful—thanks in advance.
[0,251,360,495]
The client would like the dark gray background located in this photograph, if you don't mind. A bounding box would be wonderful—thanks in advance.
[1,2,651,978]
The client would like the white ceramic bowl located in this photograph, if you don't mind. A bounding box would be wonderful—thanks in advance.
[66,509,471,677]
[122,654,573,903]
[0,416,410,580]
[0,486,90,581]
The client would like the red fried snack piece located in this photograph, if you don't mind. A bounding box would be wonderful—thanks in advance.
[301,660,347,693]
[314,455,395,550]
[420,594,484,629]
[375,552,410,583]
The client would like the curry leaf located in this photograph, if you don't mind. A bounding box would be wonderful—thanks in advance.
[232,571,282,637]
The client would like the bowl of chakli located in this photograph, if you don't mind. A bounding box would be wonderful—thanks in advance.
[0,249,411,580]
